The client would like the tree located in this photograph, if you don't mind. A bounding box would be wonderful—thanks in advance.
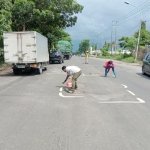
[100,45,109,56]
[134,21,150,46]
[118,36,137,51]
[78,39,90,53]
[11,0,35,31]
[134,29,150,46]
[0,0,12,47]
[11,0,84,49]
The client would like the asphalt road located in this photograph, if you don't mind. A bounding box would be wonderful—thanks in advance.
[0,56,150,150]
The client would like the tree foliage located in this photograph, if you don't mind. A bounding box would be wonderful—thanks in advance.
[78,39,90,53]
[134,29,150,46]
[12,0,35,31]
[0,0,12,47]
[0,0,84,50]
[118,36,137,51]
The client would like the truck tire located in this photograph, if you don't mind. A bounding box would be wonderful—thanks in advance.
[13,69,19,75]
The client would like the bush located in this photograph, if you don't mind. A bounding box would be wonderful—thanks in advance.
[113,55,122,60]
[123,53,131,58]
[101,50,110,56]
[122,57,135,63]
[0,57,4,65]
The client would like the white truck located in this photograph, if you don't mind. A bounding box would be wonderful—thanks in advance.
[3,31,49,75]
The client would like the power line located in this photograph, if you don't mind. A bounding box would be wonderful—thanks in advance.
[115,1,150,23]
[103,0,150,34]
[117,24,139,39]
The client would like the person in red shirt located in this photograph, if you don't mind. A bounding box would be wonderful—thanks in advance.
[103,60,117,78]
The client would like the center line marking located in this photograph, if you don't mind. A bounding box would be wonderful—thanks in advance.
[127,90,135,96]
[121,84,128,88]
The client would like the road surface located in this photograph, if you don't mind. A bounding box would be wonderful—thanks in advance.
[0,56,150,150]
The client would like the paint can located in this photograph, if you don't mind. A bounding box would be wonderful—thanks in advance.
[66,82,72,87]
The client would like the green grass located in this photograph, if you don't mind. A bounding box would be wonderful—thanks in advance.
[96,54,141,64]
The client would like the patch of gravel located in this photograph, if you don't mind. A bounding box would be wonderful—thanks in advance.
[0,64,12,75]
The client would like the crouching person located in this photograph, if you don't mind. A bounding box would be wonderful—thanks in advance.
[103,60,117,78]
[62,66,82,93]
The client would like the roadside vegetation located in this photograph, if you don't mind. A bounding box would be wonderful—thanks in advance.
[75,21,149,64]
[0,0,84,66]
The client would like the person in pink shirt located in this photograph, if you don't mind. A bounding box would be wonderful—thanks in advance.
[103,60,117,78]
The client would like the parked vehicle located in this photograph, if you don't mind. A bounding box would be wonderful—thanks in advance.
[81,54,85,57]
[142,52,150,75]
[57,40,72,60]
[3,31,49,75]
[49,50,64,64]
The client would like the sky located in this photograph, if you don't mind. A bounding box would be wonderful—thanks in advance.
[65,0,150,51]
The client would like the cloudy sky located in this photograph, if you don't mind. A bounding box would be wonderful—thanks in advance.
[65,0,150,51]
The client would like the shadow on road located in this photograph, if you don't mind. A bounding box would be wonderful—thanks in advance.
[136,73,150,80]
[56,85,70,93]
[0,70,39,77]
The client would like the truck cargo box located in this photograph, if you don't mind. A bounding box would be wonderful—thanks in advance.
[3,31,49,75]
[3,31,49,63]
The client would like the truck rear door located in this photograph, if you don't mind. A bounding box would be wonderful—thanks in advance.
[21,32,36,62]
[3,32,36,63]
[3,33,18,63]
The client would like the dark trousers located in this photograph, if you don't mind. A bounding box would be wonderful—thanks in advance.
[105,66,116,77]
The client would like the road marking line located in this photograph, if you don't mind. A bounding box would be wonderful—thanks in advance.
[121,84,128,88]
[59,92,84,98]
[83,74,99,76]
[60,87,63,92]
[137,98,145,103]
[127,90,135,96]
[59,87,84,98]
[99,101,144,104]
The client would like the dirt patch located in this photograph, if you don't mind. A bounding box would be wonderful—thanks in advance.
[0,64,12,75]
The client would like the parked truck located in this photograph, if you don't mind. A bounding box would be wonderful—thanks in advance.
[57,40,72,60]
[3,31,49,75]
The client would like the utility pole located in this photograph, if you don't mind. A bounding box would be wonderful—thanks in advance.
[111,21,114,55]
[114,21,118,52]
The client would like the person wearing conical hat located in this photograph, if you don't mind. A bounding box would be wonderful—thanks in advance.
[85,51,89,64]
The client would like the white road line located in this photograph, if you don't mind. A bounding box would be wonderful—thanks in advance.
[99,101,145,104]
[121,84,128,88]
[83,74,99,76]
[60,87,63,92]
[59,92,84,98]
[59,87,84,98]
[127,90,135,96]
[137,98,145,103]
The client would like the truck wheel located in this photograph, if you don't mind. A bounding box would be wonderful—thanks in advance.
[13,69,19,75]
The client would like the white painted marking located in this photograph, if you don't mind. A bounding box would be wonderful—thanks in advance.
[83,74,99,76]
[99,101,144,104]
[59,92,84,98]
[137,98,145,103]
[127,90,135,96]
[121,84,128,89]
[60,87,63,92]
